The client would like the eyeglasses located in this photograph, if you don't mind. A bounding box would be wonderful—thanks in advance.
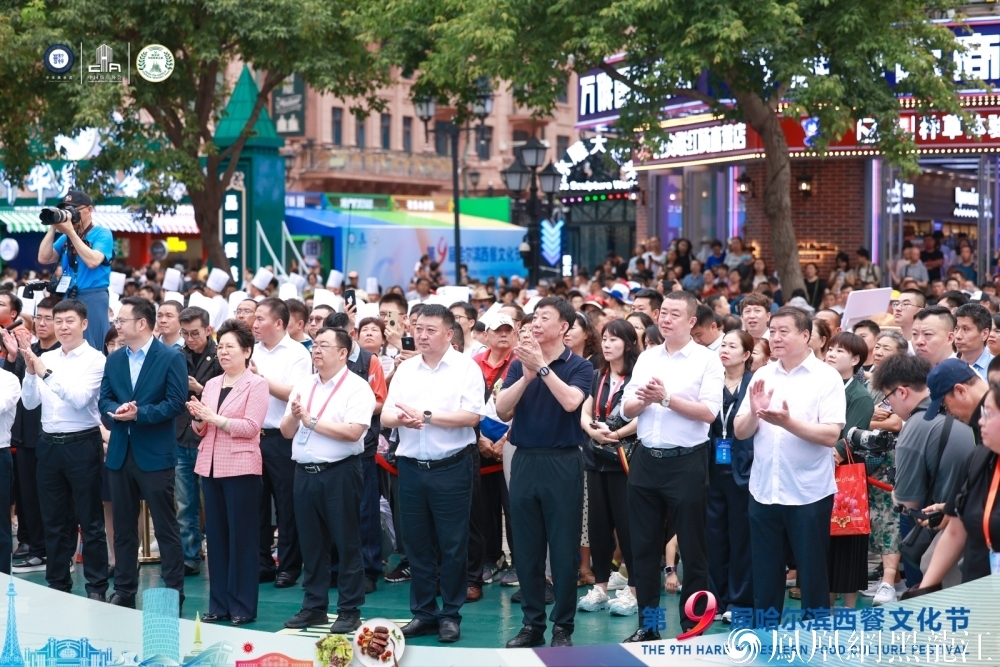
[180,329,204,339]
[884,385,905,401]
[890,300,918,310]
[307,317,326,325]
[112,317,141,326]
[235,309,255,317]
[35,316,54,323]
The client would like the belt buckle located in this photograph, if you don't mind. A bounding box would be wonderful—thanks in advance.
[417,460,431,470]
[51,434,66,445]
[649,448,663,459]
[303,464,320,473]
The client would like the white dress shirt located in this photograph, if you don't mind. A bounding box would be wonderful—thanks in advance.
[0,369,20,448]
[706,335,723,352]
[286,367,376,464]
[21,342,105,434]
[384,346,485,460]
[623,339,724,448]
[254,333,314,428]
[736,352,846,506]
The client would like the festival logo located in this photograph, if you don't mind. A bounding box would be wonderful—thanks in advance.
[136,45,175,83]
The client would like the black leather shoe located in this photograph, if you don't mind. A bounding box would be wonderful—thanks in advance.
[202,613,231,623]
[506,626,545,648]
[330,609,362,634]
[12,543,29,560]
[511,589,521,603]
[551,625,572,647]
[259,570,277,583]
[624,628,661,643]
[107,565,115,580]
[184,563,201,576]
[274,572,298,588]
[364,576,376,594]
[544,580,555,605]
[108,593,136,608]
[231,616,256,626]
[87,593,106,602]
[400,618,439,638]
[284,609,328,629]
[438,619,460,643]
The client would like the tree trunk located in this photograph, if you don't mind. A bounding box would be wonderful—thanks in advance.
[732,90,805,298]
[189,181,227,273]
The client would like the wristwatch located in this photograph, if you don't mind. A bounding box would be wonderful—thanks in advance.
[308,417,318,430]
[660,393,671,408]
[423,410,432,424]
[538,366,551,378]
[43,369,53,381]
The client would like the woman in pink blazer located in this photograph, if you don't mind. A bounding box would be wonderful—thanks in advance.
[187,319,269,626]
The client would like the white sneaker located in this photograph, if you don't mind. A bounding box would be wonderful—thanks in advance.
[872,582,898,606]
[69,560,75,573]
[610,588,638,616]
[860,582,880,597]
[607,571,628,591]
[577,587,610,612]
[722,610,732,624]
[894,581,908,594]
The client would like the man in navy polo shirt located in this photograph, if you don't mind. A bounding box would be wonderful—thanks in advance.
[496,297,594,648]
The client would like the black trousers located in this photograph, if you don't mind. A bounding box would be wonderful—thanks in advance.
[108,444,184,598]
[467,447,485,587]
[16,446,46,559]
[297,457,365,614]
[37,432,108,594]
[706,466,753,611]
[388,471,406,561]
[749,494,834,619]
[628,444,710,632]
[202,474,261,619]
[332,456,382,582]
[12,449,26,546]
[588,469,633,585]
[399,451,474,625]
[259,433,301,578]
[481,466,511,563]
[0,449,12,575]
[509,447,583,632]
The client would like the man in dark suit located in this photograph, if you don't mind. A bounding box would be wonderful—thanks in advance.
[175,306,223,577]
[100,296,187,609]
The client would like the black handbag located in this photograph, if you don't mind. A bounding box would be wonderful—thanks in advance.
[900,415,953,570]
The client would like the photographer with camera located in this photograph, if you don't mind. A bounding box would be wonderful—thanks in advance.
[36,191,113,352]
[871,354,976,590]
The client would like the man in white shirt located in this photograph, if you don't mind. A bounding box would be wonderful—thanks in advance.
[21,299,109,596]
[251,297,313,588]
[734,306,846,619]
[740,293,771,342]
[0,358,20,576]
[621,291,724,642]
[954,303,993,380]
[892,289,926,349]
[383,304,485,644]
[280,327,376,635]
[690,304,723,352]
[912,306,957,369]
[157,300,185,349]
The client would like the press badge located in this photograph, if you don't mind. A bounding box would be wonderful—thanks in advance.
[56,275,72,293]
[715,438,732,465]
[296,427,311,445]
[991,551,1000,575]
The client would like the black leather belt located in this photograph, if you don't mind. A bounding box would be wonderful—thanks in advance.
[42,427,101,445]
[643,441,708,459]
[402,444,473,470]
[296,461,343,473]
[260,428,283,438]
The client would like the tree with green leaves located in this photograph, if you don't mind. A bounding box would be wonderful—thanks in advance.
[0,0,384,270]
[358,0,967,293]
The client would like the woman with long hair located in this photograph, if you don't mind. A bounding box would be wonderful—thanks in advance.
[707,330,756,621]
[566,311,602,369]
[751,259,769,289]
[577,319,641,615]
[626,312,655,352]
[675,238,693,277]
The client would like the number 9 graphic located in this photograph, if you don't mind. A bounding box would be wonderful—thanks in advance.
[676,590,718,640]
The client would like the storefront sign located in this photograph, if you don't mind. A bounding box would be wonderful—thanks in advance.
[391,196,451,213]
[889,180,916,214]
[220,170,247,282]
[954,186,980,218]
[272,74,305,137]
[555,136,638,193]
[653,123,747,160]
[578,65,633,127]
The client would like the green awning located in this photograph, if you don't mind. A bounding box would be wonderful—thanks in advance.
[0,211,46,233]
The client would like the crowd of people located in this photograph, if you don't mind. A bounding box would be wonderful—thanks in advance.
[2,212,1000,647]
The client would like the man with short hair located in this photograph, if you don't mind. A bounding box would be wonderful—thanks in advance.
[705,240,727,271]
[451,302,486,357]
[850,248,881,287]
[407,277,433,303]
[20,299,108,594]
[954,303,993,380]
[497,298,592,648]
[912,306,957,368]
[892,289,927,347]
[307,305,334,339]
[383,305,485,644]
[251,297,313,587]
[175,306,223,576]
[281,327,377,635]
[379,293,411,355]
[100,296,188,608]
[630,289,662,322]
[236,299,257,329]
[0,290,22,329]
[285,299,313,350]
[157,301,185,349]
[740,294,771,342]
[707,293,731,318]
[691,304,723,351]
[815,309,842,337]
[851,320,881,372]
[928,358,989,444]
[734,307,846,619]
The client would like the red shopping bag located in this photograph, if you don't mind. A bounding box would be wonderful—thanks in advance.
[831,448,871,536]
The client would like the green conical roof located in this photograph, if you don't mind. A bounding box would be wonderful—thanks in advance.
[214,65,284,149]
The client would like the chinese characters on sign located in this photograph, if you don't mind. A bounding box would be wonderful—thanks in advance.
[653,124,748,160]
[220,171,247,283]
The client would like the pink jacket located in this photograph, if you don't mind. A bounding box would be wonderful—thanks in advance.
[193,372,269,478]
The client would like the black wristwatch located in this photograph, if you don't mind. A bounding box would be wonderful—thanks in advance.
[538,366,551,378]
[43,369,53,381]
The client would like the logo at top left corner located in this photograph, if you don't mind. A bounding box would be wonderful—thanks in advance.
[43,44,75,75]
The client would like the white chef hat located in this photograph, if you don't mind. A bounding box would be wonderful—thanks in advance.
[206,268,230,293]
[251,268,274,291]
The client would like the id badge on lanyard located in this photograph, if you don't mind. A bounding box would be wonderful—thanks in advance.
[715,400,735,465]
[297,426,311,445]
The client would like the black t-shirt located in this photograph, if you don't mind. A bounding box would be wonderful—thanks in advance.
[921,249,944,281]
[946,449,1000,583]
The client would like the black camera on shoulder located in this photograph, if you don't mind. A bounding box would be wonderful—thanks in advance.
[846,426,897,455]
[23,278,61,299]
[39,206,81,225]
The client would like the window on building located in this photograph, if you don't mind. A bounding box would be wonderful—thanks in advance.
[355,113,366,148]
[381,113,391,150]
[476,125,493,160]
[513,130,530,143]
[435,121,453,156]
[332,108,343,146]
[557,82,569,104]
[557,135,570,160]
[403,117,413,153]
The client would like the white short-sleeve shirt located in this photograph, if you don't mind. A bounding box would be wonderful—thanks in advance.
[286,367,376,464]
[254,333,314,428]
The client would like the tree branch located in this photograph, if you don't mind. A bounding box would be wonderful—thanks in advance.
[597,62,718,109]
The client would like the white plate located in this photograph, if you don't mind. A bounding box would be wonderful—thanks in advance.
[353,618,405,667]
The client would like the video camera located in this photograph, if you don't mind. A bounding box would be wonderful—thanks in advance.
[846,427,897,456]
[38,206,81,225]
[22,278,60,299]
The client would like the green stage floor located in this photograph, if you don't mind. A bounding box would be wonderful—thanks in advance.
[17,557,872,648]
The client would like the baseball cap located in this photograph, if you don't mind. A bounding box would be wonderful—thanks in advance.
[603,283,633,304]
[924,359,978,420]
[59,190,93,208]
[484,313,515,331]
[582,295,605,309]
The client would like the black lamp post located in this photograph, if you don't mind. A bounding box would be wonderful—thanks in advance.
[414,82,494,284]
[501,140,562,284]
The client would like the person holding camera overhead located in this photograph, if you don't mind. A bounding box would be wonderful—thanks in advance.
[37,190,113,352]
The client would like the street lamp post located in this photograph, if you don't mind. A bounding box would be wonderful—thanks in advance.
[414,83,493,285]
[501,138,561,284]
